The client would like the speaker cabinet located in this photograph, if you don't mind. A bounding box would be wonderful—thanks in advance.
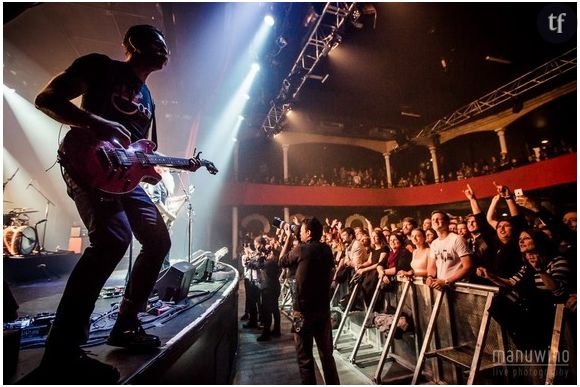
[152,261,194,302]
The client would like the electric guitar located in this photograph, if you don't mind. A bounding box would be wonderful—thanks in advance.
[58,128,218,194]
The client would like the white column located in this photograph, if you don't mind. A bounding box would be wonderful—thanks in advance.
[232,206,238,260]
[429,146,440,183]
[383,152,392,188]
[282,144,290,183]
[495,128,508,155]
[284,207,290,223]
[233,141,240,181]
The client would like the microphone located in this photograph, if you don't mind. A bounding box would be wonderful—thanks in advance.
[169,170,182,174]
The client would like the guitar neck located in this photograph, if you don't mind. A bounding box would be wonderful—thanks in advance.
[146,154,191,169]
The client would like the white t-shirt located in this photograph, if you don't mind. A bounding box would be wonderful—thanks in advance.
[429,232,471,280]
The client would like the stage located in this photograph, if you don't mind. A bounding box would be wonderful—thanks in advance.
[4,255,240,385]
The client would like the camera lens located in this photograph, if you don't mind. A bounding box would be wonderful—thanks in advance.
[272,217,285,229]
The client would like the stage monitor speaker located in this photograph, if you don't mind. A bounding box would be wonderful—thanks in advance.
[152,261,194,303]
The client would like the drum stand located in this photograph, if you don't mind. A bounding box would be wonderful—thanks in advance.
[27,181,54,253]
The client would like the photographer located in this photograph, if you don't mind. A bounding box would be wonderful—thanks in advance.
[241,236,267,329]
[247,244,281,341]
[279,217,340,385]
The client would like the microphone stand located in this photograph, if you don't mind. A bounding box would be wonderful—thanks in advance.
[3,168,19,191]
[177,173,195,263]
[27,181,54,253]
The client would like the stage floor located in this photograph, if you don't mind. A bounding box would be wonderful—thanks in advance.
[5,262,239,384]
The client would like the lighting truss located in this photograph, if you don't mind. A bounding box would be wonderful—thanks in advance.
[415,48,577,138]
[262,2,357,136]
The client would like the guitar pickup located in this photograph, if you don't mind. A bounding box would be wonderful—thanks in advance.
[134,151,151,167]
[114,149,132,167]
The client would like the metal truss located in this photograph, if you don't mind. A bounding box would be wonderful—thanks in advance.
[262,2,357,136]
[415,48,577,138]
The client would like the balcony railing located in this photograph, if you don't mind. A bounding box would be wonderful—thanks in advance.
[220,153,576,207]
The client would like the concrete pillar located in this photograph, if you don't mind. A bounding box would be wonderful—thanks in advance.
[382,152,392,188]
[282,144,290,183]
[232,206,238,260]
[495,128,508,155]
[284,207,290,223]
[429,146,440,183]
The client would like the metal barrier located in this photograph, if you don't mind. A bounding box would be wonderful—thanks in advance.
[333,281,362,348]
[328,274,573,384]
[411,281,503,385]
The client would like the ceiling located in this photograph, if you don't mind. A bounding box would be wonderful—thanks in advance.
[3,2,577,148]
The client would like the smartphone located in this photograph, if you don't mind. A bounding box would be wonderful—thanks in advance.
[514,188,523,197]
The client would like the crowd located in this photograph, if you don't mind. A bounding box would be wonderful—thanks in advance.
[238,182,576,382]
[244,166,387,188]
[243,143,575,189]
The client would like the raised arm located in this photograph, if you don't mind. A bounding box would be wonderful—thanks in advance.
[463,184,482,215]
[486,194,501,229]
[494,182,519,217]
[364,217,373,233]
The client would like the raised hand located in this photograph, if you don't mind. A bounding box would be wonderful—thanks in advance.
[515,195,539,212]
[463,184,475,200]
[493,181,511,198]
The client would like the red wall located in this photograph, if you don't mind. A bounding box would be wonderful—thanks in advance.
[219,153,577,207]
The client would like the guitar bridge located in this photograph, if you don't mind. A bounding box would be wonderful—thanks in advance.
[97,148,113,168]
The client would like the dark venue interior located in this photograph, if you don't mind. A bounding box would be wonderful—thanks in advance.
[3,2,576,385]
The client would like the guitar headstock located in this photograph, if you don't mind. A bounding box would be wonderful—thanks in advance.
[190,148,218,175]
[202,160,219,175]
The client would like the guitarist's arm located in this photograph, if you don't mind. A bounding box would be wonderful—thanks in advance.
[35,69,130,147]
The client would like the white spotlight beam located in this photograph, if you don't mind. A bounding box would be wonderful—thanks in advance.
[260,2,357,137]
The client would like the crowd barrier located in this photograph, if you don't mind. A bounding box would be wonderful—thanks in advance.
[329,275,575,384]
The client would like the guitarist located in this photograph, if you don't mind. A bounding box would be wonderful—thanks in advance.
[34,25,200,383]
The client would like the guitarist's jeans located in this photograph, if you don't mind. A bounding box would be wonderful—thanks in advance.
[45,172,170,354]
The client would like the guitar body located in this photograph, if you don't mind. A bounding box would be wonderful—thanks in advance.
[59,129,162,194]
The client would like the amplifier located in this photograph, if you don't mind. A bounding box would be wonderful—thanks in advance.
[152,261,195,303]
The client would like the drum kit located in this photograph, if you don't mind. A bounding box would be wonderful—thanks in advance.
[3,204,40,256]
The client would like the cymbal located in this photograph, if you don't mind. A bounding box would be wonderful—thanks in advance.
[8,208,39,214]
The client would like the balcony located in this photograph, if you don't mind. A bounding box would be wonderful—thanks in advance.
[221,153,576,207]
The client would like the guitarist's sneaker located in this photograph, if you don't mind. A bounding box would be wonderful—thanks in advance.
[107,322,161,350]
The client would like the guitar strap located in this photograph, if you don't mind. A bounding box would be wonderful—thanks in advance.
[151,100,158,150]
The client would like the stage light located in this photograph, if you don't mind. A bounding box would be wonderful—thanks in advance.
[264,15,275,27]
[3,85,16,94]
[251,63,260,72]
[232,137,238,142]
[244,94,250,100]
[238,115,245,121]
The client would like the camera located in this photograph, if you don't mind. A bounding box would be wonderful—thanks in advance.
[272,217,300,236]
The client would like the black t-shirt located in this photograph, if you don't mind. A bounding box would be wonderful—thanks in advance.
[65,53,154,142]
[279,241,334,316]
[370,246,389,264]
